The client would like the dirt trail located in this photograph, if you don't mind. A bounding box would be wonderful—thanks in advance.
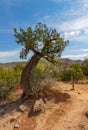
[35,82,88,130]
[1,82,88,130]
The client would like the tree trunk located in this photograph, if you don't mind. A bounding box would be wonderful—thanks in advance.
[71,76,75,90]
[20,54,42,95]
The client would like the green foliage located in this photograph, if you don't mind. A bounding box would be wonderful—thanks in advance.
[50,65,61,80]
[82,57,88,77]
[61,63,85,82]
[0,63,24,100]
[30,60,51,86]
[14,62,25,71]
[5,91,14,101]
[31,78,54,98]
[30,60,58,97]
[14,22,69,63]
[31,59,61,86]
[0,60,88,100]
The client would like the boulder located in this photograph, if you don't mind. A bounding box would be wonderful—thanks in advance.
[19,103,28,112]
[10,118,16,123]
[14,123,20,128]
[0,108,5,114]
[33,98,45,113]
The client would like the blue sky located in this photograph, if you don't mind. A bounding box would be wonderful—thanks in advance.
[0,0,88,63]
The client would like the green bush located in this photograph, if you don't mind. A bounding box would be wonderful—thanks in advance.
[61,63,85,82]
[0,63,24,100]
[30,60,57,97]
[5,91,14,101]
[31,78,55,97]
[82,57,88,77]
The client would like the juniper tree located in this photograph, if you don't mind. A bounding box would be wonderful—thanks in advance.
[14,22,69,96]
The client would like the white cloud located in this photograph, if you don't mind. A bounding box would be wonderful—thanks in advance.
[0,49,19,58]
[44,15,51,20]
[0,49,31,63]
[64,31,80,39]
[59,16,88,32]
[42,0,88,43]
[81,0,88,8]
[0,49,21,63]
[84,3,88,8]
[71,49,88,52]
[63,30,88,42]
[69,33,88,42]
[62,53,88,60]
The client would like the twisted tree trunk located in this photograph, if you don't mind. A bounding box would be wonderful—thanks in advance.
[20,53,42,96]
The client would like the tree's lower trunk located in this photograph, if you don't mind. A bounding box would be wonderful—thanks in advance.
[20,54,41,95]
[71,76,75,90]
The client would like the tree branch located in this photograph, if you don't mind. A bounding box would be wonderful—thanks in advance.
[44,56,55,63]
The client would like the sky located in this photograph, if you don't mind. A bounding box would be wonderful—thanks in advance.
[0,0,88,63]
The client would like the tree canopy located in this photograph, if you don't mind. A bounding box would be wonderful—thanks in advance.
[14,22,69,63]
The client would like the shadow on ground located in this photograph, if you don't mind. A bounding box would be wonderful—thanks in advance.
[28,89,70,117]
[43,89,70,104]
[0,89,70,118]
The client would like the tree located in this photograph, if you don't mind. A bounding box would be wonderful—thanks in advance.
[14,22,69,96]
[67,63,85,90]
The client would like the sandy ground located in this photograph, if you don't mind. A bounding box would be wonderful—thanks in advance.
[0,81,88,130]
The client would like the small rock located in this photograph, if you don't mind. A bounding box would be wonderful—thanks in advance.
[19,103,28,112]
[33,98,45,113]
[78,124,85,129]
[3,124,6,128]
[42,98,47,104]
[10,118,16,123]
[14,123,20,128]
[0,108,5,114]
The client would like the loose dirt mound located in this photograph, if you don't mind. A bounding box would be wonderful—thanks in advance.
[0,81,88,130]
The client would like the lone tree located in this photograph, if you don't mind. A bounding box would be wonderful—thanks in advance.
[67,63,85,90]
[14,22,69,96]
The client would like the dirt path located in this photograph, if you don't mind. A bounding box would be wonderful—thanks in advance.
[1,82,88,130]
[35,82,88,130]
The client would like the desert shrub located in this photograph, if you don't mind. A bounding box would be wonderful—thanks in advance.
[82,57,88,77]
[14,62,25,72]
[0,63,24,100]
[60,70,71,81]
[31,78,55,97]
[30,60,57,97]
[5,91,14,101]
[51,65,62,80]
[31,61,50,87]
[61,63,85,82]
[0,69,20,90]
[0,67,6,87]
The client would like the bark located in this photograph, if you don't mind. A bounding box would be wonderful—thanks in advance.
[71,76,75,90]
[20,53,42,95]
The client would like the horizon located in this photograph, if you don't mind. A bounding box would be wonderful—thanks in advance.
[0,0,88,63]
[0,58,84,64]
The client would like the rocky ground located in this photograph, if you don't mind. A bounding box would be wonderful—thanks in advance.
[0,81,88,130]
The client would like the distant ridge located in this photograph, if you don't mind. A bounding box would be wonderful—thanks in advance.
[0,62,26,68]
[0,58,83,68]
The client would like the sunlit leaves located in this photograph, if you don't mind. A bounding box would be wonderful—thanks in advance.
[14,22,68,62]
